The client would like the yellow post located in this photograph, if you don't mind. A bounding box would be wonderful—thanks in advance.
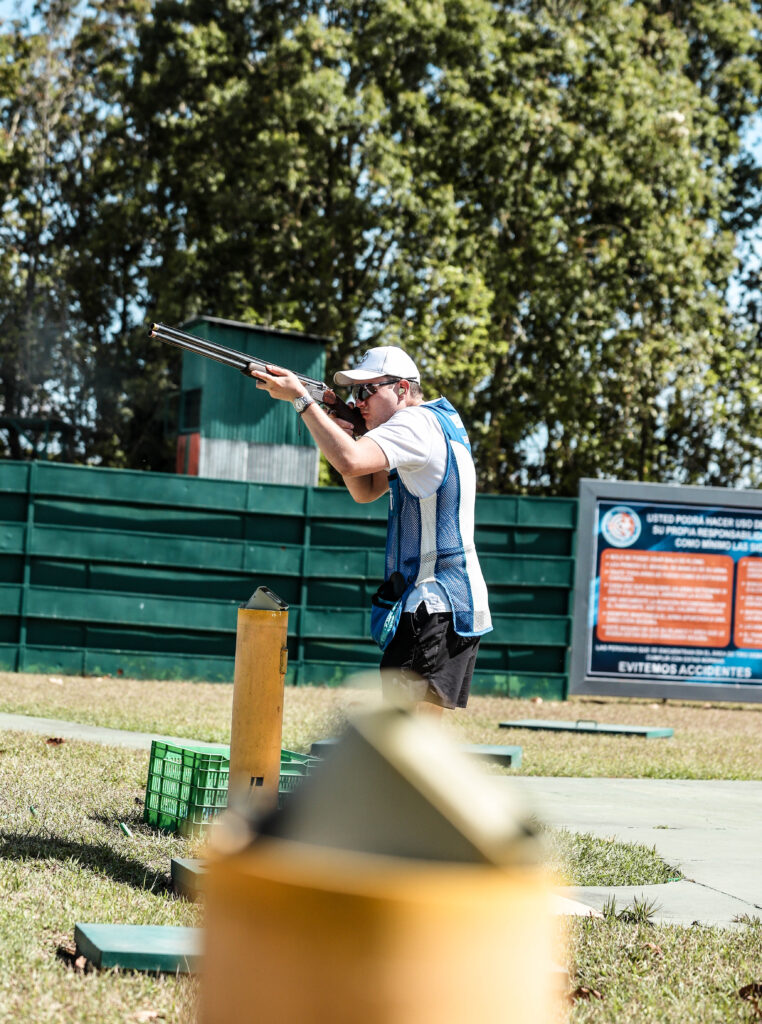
[228,589,289,808]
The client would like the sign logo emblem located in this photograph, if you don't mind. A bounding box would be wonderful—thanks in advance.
[601,506,641,548]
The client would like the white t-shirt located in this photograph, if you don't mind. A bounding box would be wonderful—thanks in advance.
[366,405,451,613]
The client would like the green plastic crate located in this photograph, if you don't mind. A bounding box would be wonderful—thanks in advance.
[280,748,321,772]
[143,740,231,836]
[277,748,319,807]
[278,769,310,795]
[143,742,318,835]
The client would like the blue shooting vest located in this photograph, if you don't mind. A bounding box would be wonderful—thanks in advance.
[382,397,492,639]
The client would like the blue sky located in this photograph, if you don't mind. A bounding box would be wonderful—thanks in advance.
[0,0,28,23]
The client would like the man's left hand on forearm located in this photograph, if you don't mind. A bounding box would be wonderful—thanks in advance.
[247,363,306,401]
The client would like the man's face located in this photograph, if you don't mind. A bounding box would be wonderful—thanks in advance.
[351,377,404,430]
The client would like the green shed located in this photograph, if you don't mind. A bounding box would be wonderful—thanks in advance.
[175,316,330,486]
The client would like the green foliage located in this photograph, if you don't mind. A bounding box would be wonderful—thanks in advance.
[0,0,176,469]
[0,6,84,461]
[3,0,762,491]
[460,1,762,491]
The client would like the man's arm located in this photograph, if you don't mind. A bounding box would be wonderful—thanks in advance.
[247,364,389,502]
[300,401,389,502]
[340,467,390,503]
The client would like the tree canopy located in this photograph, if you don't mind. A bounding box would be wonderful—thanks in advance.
[2,0,762,493]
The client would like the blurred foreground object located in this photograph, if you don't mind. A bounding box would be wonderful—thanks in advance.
[202,701,562,1023]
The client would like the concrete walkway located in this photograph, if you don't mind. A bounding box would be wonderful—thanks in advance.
[2,712,760,927]
[510,777,762,928]
[0,711,223,751]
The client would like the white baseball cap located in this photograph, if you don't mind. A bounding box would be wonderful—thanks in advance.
[334,346,420,386]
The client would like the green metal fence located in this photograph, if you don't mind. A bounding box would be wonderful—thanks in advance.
[0,461,577,698]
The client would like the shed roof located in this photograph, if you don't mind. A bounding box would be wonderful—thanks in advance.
[181,315,331,347]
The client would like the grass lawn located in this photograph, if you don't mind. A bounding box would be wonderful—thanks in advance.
[1,671,760,1023]
[0,731,198,1024]
[565,915,762,1023]
[1,670,760,780]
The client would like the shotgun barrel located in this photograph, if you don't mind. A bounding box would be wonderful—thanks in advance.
[149,322,366,435]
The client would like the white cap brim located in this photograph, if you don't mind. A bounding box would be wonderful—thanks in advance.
[333,368,390,386]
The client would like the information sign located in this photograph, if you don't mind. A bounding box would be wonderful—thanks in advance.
[570,479,762,701]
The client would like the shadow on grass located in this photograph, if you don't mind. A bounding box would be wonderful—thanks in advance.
[88,806,147,829]
[0,829,174,895]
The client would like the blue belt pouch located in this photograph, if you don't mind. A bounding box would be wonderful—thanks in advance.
[370,572,409,651]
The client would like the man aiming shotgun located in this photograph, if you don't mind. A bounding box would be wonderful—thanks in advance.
[150,323,491,712]
[249,344,493,715]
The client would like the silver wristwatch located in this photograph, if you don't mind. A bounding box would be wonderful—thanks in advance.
[292,394,315,415]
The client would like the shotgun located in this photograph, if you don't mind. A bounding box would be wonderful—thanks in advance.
[149,322,366,436]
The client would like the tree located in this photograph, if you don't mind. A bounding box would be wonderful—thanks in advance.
[58,0,178,470]
[127,0,499,394]
[421,0,762,492]
[126,0,762,492]
[4,0,762,494]
[0,6,84,460]
[0,0,178,469]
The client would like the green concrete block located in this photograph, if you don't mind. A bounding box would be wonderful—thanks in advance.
[171,857,206,901]
[499,719,673,739]
[311,737,522,767]
[461,743,523,767]
[74,923,201,973]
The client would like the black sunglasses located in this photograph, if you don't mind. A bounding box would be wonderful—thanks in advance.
[348,378,402,402]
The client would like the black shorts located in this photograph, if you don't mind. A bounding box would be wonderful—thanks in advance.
[379,602,481,709]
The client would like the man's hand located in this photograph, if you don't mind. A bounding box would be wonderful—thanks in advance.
[247,363,307,401]
[322,387,356,436]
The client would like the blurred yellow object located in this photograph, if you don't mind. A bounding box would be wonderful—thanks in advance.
[228,596,288,808]
[209,699,562,1022]
[200,838,560,1024]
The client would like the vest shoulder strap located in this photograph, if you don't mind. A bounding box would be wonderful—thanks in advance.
[424,397,471,453]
